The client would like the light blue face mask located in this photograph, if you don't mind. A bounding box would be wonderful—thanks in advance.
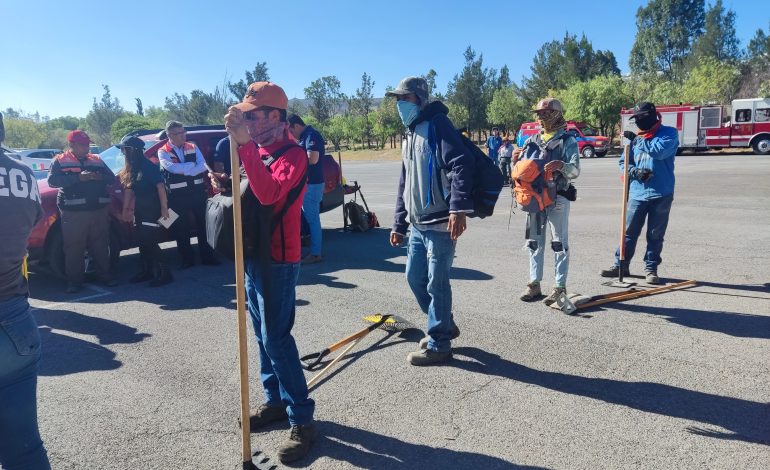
[397,100,420,126]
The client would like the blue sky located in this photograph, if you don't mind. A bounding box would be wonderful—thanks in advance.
[3,0,767,118]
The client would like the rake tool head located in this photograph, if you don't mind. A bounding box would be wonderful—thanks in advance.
[362,314,416,332]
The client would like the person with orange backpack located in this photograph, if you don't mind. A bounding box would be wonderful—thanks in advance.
[512,98,580,304]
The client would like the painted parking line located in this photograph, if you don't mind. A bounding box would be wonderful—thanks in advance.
[31,283,113,310]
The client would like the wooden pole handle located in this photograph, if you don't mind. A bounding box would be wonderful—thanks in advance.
[578,280,696,310]
[307,338,362,388]
[230,139,252,464]
[619,144,630,269]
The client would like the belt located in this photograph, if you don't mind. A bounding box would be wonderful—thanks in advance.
[169,182,188,189]
[141,221,160,227]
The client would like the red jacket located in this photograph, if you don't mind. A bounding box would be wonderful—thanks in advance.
[238,139,307,263]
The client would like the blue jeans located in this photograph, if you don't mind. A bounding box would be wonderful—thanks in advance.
[302,183,324,256]
[244,260,314,425]
[405,228,456,353]
[527,196,570,287]
[0,296,51,470]
[614,194,674,272]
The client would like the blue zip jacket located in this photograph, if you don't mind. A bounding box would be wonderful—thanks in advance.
[620,124,678,201]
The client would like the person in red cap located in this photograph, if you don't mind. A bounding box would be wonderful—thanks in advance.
[224,82,316,464]
[48,130,117,293]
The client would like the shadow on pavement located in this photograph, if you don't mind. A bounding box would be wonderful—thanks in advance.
[31,308,150,376]
[298,421,548,469]
[450,347,770,446]
[611,303,770,339]
[298,227,494,289]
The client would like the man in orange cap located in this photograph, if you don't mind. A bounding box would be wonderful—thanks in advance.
[48,130,117,293]
[224,82,316,464]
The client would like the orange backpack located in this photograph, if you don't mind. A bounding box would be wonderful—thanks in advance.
[511,141,558,213]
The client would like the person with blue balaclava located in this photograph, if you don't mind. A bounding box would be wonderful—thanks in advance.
[387,76,475,366]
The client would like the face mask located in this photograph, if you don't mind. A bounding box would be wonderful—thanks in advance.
[397,101,420,126]
[537,111,566,133]
[253,121,287,146]
[634,113,658,132]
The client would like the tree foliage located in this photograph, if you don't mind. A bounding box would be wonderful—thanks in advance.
[86,85,126,147]
[521,33,620,103]
[629,0,705,77]
[690,0,740,63]
[3,118,46,148]
[111,115,160,142]
[228,62,270,100]
[555,75,633,142]
[350,73,375,147]
[446,46,496,133]
[682,56,741,104]
[164,87,229,126]
[486,87,529,134]
[304,76,344,125]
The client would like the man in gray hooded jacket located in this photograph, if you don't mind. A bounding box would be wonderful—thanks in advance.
[388,76,475,366]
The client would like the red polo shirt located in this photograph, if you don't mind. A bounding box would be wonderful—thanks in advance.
[238,139,307,263]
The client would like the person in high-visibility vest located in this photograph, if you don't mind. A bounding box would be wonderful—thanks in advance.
[47,130,117,293]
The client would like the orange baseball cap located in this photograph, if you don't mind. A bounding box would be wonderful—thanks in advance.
[233,82,288,112]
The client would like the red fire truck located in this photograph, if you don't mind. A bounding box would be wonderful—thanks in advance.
[621,98,770,155]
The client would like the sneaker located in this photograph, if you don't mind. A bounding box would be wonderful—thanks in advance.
[519,282,542,301]
[407,348,452,366]
[600,265,630,278]
[543,286,566,306]
[277,423,317,464]
[249,403,288,430]
[66,282,82,294]
[418,324,461,349]
[645,271,661,285]
[301,254,322,265]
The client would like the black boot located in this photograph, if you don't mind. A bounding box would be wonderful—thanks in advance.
[149,263,173,287]
[129,261,153,283]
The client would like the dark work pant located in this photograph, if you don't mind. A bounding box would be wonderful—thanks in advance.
[61,207,111,284]
[614,194,674,272]
[136,218,164,269]
[169,191,215,263]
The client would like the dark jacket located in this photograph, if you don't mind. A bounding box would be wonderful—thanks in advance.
[0,152,42,303]
[393,101,475,235]
[47,151,115,211]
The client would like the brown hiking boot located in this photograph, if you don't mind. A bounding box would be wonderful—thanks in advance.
[278,423,318,464]
[519,282,542,301]
[645,271,661,285]
[418,324,461,349]
[600,265,630,278]
[249,403,288,430]
[543,286,566,306]
[407,348,452,366]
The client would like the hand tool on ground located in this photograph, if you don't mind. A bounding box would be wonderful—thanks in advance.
[578,280,696,310]
[300,314,393,371]
[603,143,636,288]
[306,338,362,388]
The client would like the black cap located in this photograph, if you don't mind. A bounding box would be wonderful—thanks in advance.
[631,102,657,121]
[116,135,145,150]
[385,76,429,104]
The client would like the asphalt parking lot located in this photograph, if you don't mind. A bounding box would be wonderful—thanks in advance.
[27,152,770,470]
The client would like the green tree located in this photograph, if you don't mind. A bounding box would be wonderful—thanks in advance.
[86,85,126,147]
[758,80,770,97]
[422,69,438,98]
[227,62,270,100]
[446,102,470,131]
[521,33,620,104]
[135,98,144,116]
[349,73,375,148]
[629,0,705,77]
[322,114,347,151]
[682,56,740,104]
[111,115,158,141]
[556,75,633,142]
[690,0,740,63]
[39,128,70,150]
[623,74,685,105]
[164,87,230,126]
[486,86,529,134]
[373,96,402,149]
[3,118,45,148]
[45,115,83,131]
[446,46,495,134]
[304,76,344,125]
[747,22,770,63]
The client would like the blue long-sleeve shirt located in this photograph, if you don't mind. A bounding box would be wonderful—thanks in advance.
[620,125,678,201]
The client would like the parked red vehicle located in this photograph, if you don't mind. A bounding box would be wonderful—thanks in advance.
[621,98,770,155]
[516,121,610,158]
[28,126,344,276]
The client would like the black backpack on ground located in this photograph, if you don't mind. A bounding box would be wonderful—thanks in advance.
[205,144,306,262]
